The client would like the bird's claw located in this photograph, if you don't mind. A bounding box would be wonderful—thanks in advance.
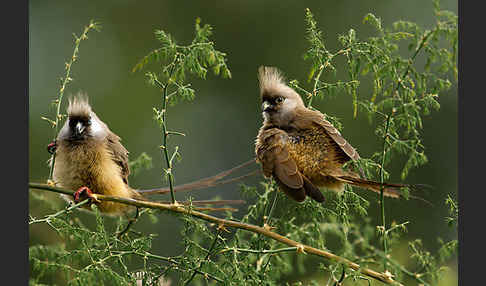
[47,141,57,154]
[73,186,99,203]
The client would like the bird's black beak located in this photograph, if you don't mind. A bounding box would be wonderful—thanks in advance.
[262,101,275,112]
[73,121,85,138]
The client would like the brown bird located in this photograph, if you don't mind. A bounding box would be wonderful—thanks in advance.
[51,94,144,214]
[49,94,251,215]
[255,66,413,203]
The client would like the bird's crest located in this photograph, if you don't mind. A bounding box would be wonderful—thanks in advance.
[258,66,288,95]
[67,93,92,118]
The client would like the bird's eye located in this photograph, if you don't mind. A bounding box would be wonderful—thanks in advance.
[87,119,92,126]
[276,97,284,104]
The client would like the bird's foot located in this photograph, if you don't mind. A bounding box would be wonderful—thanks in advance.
[47,141,57,154]
[73,186,100,203]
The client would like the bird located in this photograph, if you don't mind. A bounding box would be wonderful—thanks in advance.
[48,94,253,215]
[254,66,416,203]
[50,94,144,215]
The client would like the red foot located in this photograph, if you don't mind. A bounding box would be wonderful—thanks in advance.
[73,186,99,203]
[47,141,57,154]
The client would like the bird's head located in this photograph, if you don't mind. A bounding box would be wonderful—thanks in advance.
[58,94,108,143]
[258,66,305,127]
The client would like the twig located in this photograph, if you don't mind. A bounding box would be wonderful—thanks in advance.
[29,198,91,225]
[112,250,224,283]
[116,207,140,238]
[219,247,298,255]
[29,182,403,285]
[378,113,392,270]
[152,68,179,204]
[47,20,100,181]
[333,265,346,286]
[365,245,430,286]
[265,190,278,226]
[377,28,435,271]
[308,64,324,108]
[184,231,221,285]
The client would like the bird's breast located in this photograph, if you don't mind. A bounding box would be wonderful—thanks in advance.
[53,141,132,199]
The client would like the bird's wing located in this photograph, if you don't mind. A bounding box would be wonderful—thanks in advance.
[311,115,360,162]
[256,128,304,189]
[106,132,131,185]
[256,127,326,203]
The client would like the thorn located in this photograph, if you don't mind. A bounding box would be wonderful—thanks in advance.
[384,270,394,280]
[263,223,275,231]
[295,244,306,254]
[47,179,56,186]
[217,223,230,233]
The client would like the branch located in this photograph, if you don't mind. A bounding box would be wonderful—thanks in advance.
[156,199,246,206]
[29,182,402,285]
[47,20,100,181]
[157,74,177,204]
[377,28,435,271]
[29,183,240,213]
[29,198,91,225]
[184,230,221,285]
[218,247,298,255]
[112,250,224,283]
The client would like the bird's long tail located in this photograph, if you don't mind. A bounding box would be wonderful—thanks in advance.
[136,159,258,195]
[334,175,432,204]
[335,175,403,198]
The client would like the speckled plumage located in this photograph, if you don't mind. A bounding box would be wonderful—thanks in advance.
[255,66,405,203]
[53,95,142,215]
[286,125,350,190]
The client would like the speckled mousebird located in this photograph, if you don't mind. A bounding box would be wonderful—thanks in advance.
[51,94,144,214]
[49,94,253,215]
[255,66,413,203]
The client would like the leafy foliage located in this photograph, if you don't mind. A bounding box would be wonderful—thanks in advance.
[129,152,153,177]
[29,1,457,285]
[133,18,231,105]
[295,1,457,182]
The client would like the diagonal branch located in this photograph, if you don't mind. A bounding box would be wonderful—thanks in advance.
[29,183,241,213]
[29,182,403,285]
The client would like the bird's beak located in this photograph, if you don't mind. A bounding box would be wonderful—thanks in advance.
[74,121,85,137]
[262,101,274,112]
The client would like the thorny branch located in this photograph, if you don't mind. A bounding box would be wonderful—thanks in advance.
[29,183,240,213]
[29,182,403,285]
[154,72,178,204]
[113,250,224,283]
[46,20,100,181]
[377,28,436,271]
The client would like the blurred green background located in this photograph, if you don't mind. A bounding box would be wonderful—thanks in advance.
[29,0,457,284]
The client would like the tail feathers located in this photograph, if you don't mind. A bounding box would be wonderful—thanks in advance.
[276,180,306,202]
[335,175,407,198]
[335,175,433,205]
[130,188,147,200]
[303,176,325,203]
[276,175,325,203]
